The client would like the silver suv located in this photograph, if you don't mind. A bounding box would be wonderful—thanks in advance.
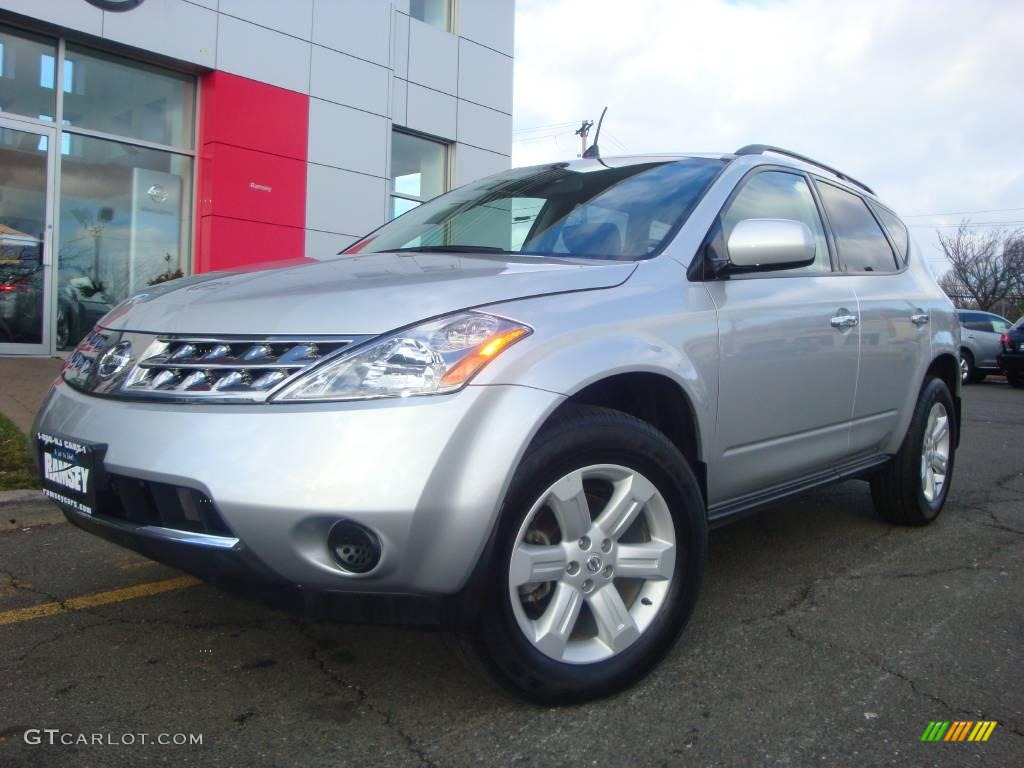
[34,146,961,704]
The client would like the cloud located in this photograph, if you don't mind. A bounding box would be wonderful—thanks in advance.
[512,0,1024,271]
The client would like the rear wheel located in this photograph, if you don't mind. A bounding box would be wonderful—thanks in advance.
[466,405,707,704]
[1008,370,1024,389]
[870,377,956,525]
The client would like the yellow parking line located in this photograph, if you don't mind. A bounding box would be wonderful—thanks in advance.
[0,576,201,626]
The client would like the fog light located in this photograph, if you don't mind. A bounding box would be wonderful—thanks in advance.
[328,521,381,574]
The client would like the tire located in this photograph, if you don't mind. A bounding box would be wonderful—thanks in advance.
[1008,370,1024,389]
[464,405,707,705]
[55,305,71,350]
[870,377,956,526]
[960,350,983,384]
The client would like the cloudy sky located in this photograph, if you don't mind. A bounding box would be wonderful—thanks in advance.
[511,0,1024,273]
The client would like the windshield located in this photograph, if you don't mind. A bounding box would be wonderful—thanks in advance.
[345,158,724,261]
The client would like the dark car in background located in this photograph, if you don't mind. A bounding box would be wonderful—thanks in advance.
[957,310,1013,384]
[998,317,1024,388]
[0,248,113,350]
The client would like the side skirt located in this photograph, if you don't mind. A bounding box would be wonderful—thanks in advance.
[707,453,891,528]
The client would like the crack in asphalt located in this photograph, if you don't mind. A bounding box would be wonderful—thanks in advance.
[784,623,1024,739]
[0,566,63,604]
[294,618,438,768]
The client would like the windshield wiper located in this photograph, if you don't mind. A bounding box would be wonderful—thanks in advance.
[391,245,514,254]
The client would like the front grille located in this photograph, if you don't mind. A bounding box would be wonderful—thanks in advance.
[99,474,232,537]
[120,336,362,401]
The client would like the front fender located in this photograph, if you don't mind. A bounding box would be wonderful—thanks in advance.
[473,262,719,461]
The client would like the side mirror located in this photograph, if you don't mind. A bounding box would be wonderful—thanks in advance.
[726,218,815,271]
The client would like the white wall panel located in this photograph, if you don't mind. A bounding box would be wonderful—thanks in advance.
[390,9,409,79]
[391,77,408,126]
[305,229,357,259]
[0,0,103,35]
[308,98,389,178]
[405,83,456,141]
[457,101,512,155]
[310,45,389,116]
[458,39,513,114]
[103,0,217,68]
[217,15,310,92]
[458,0,514,56]
[312,0,391,66]
[220,0,313,41]
[188,0,218,9]
[306,164,387,235]
[407,17,457,95]
[454,143,510,187]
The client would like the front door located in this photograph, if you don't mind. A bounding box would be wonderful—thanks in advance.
[0,117,56,355]
[706,169,860,505]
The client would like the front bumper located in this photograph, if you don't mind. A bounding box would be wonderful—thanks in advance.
[34,380,563,595]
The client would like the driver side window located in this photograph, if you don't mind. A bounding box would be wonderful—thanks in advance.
[721,171,831,273]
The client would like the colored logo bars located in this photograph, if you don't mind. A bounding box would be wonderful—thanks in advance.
[921,721,997,742]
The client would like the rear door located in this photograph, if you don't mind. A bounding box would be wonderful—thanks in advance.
[815,183,930,455]
[706,169,859,505]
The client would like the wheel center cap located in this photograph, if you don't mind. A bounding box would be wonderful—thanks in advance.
[585,555,603,574]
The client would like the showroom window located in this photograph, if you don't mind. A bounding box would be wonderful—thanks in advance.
[390,131,449,220]
[409,0,452,31]
[0,25,196,352]
[0,25,58,120]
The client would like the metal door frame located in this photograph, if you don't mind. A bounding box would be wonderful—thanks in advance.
[0,114,58,356]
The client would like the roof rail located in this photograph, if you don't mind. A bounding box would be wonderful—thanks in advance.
[733,144,876,196]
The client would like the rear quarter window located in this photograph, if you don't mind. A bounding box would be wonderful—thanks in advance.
[869,203,910,262]
[816,181,900,273]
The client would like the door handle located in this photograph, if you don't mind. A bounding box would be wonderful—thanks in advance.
[830,313,858,329]
[911,312,930,326]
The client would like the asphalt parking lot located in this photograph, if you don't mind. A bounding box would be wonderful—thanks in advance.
[1,384,1021,767]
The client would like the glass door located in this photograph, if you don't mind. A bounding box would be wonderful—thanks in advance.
[0,117,56,355]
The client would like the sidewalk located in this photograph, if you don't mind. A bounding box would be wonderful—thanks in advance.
[0,357,64,434]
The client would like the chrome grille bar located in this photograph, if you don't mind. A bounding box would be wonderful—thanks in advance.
[118,335,369,401]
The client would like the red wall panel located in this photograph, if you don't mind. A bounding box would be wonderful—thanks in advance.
[196,217,305,273]
[198,71,308,160]
[197,142,306,228]
[194,71,309,273]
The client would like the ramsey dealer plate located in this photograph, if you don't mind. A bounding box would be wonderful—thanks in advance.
[37,433,106,516]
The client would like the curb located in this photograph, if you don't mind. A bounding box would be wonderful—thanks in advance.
[0,489,45,506]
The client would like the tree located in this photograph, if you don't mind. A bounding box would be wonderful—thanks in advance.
[937,222,1024,317]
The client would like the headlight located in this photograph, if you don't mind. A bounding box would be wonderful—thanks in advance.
[272,312,531,402]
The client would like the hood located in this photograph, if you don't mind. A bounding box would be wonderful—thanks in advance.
[102,252,636,335]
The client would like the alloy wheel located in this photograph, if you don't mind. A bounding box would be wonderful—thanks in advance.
[920,402,950,503]
[508,464,676,664]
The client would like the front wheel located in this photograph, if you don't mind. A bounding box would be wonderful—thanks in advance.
[960,350,983,384]
[467,405,707,705]
[870,377,956,525]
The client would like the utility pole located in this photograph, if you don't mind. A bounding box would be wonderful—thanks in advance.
[574,119,593,157]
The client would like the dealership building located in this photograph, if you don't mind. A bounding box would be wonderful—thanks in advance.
[0,0,514,355]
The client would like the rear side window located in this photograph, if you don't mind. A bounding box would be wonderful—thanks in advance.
[870,203,909,262]
[720,171,831,272]
[817,182,899,273]
[960,313,1009,333]
[962,315,993,332]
